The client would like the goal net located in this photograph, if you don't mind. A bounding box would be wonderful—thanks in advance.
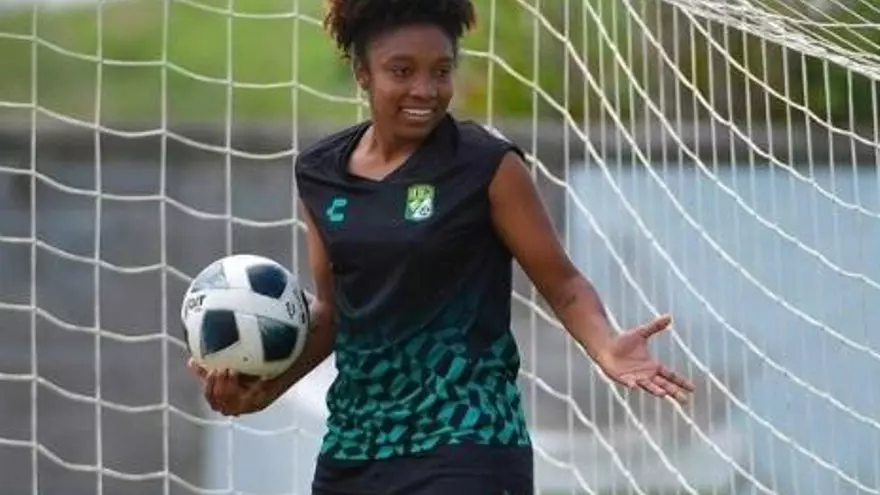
[1,0,879,494]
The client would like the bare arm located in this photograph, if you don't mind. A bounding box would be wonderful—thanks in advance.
[269,202,337,391]
[489,152,616,365]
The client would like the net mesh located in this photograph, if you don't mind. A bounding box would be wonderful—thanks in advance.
[0,0,879,494]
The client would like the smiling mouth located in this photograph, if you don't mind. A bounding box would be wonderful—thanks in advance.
[400,108,435,122]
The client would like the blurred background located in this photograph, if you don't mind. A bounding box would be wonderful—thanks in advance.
[1,0,880,494]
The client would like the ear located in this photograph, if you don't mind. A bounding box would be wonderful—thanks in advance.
[353,59,370,91]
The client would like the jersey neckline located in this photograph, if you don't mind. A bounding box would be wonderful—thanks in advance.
[336,114,455,184]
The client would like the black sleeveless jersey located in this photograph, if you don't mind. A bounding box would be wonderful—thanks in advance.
[295,114,531,461]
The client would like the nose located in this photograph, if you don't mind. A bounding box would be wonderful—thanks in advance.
[410,76,438,100]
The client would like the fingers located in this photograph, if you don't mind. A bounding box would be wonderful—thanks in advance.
[637,314,672,339]
[187,358,278,417]
[203,370,226,413]
[199,368,274,417]
[636,378,668,398]
[651,375,690,403]
[633,376,692,404]
[203,370,219,410]
[187,358,208,379]
[659,366,696,392]
[620,367,695,404]
[204,369,244,416]
[214,369,237,407]
[236,373,261,388]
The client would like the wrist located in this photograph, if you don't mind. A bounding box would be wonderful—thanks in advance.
[550,276,615,363]
[570,313,616,366]
[265,368,295,399]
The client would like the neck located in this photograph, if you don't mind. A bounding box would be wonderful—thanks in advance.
[366,124,420,162]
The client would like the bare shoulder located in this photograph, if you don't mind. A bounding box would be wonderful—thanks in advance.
[488,149,536,201]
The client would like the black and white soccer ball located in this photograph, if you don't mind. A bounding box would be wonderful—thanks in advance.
[180,254,310,380]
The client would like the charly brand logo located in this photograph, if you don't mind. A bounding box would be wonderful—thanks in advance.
[325,196,348,223]
[404,184,435,221]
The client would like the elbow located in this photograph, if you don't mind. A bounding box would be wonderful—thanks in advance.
[308,297,337,341]
[309,297,332,321]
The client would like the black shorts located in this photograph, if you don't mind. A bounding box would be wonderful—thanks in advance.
[311,443,534,495]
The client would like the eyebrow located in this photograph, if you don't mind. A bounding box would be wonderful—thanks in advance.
[383,54,455,65]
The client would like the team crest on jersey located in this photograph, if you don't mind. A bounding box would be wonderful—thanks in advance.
[404,184,435,221]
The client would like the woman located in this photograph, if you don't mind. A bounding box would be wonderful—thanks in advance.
[190,0,695,493]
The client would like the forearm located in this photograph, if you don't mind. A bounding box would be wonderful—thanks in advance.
[270,301,335,392]
[548,275,616,364]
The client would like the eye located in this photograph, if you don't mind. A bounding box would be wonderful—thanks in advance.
[390,66,411,78]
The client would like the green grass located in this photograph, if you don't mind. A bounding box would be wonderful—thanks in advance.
[0,0,535,125]
[1,0,876,126]
[0,0,626,125]
[0,0,359,124]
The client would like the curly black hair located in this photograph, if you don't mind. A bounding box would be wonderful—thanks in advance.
[324,0,477,63]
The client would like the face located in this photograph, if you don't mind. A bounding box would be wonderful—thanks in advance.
[356,23,456,142]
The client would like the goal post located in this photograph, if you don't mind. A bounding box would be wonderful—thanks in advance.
[0,0,879,494]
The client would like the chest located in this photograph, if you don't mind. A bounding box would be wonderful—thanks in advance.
[312,178,489,271]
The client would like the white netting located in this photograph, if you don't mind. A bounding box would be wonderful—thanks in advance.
[1,0,879,494]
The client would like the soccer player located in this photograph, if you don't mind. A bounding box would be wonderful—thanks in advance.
[189,0,696,493]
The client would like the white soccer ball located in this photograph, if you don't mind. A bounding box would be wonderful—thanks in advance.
[180,254,310,380]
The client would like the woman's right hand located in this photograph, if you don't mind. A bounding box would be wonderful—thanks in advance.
[187,359,285,417]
